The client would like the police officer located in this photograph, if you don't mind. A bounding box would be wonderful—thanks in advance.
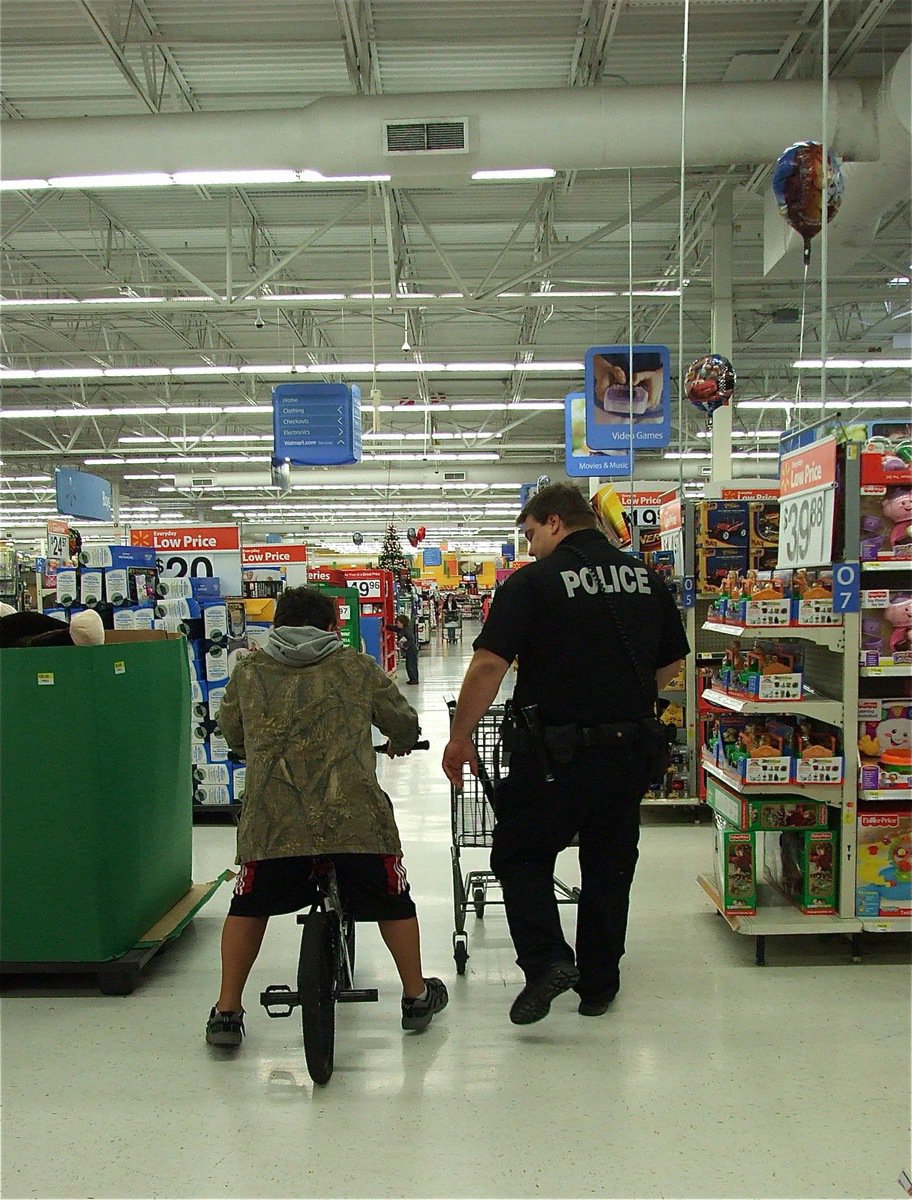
[442,483,689,1025]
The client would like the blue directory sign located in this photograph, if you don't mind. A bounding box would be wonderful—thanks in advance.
[54,468,113,522]
[422,548,443,567]
[564,393,633,477]
[272,382,362,467]
[584,344,670,450]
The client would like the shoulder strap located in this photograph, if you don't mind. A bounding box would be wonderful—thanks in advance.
[561,540,658,714]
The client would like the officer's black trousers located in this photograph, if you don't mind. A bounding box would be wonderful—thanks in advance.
[490,745,650,997]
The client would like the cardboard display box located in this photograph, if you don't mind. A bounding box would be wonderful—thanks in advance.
[765,829,839,914]
[713,816,757,915]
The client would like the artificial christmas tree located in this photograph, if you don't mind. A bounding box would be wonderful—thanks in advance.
[378,523,412,590]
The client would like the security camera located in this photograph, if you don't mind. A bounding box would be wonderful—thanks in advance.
[401,337,411,353]
[254,315,266,330]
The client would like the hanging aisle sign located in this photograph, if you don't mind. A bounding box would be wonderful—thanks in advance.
[564,393,633,477]
[776,436,837,570]
[130,524,242,594]
[584,345,671,450]
[272,382,362,467]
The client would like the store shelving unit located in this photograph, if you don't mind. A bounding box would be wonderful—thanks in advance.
[695,439,912,955]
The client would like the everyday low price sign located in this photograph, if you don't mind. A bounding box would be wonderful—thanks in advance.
[776,437,837,570]
[131,524,242,594]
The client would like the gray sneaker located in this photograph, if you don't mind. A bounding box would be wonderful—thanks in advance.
[206,1006,245,1047]
[401,978,448,1031]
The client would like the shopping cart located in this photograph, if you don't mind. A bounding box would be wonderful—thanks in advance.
[446,699,579,976]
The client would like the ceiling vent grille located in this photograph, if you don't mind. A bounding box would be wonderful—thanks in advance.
[443,471,466,482]
[384,119,467,154]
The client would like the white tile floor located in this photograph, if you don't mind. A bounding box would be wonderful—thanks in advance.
[2,626,910,1200]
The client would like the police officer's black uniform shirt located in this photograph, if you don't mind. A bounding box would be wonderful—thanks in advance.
[474,528,690,726]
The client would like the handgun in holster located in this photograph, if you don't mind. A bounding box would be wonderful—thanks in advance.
[520,704,556,784]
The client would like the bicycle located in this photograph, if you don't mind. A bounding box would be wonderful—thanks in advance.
[259,739,429,1085]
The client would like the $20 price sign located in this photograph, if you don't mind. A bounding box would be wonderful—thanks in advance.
[776,437,837,570]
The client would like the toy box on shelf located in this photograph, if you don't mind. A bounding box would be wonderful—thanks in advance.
[859,590,912,668]
[704,711,844,788]
[857,698,912,792]
[706,776,828,832]
[717,639,804,701]
[713,815,757,915]
[859,449,912,563]
[855,805,912,918]
[704,712,793,786]
[706,568,841,629]
[764,828,839,914]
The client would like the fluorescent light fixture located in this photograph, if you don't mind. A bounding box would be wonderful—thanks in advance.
[510,401,569,410]
[49,173,174,188]
[794,357,912,369]
[0,179,51,191]
[268,293,346,302]
[238,365,293,375]
[472,168,556,180]
[172,170,298,186]
[103,367,170,378]
[375,362,446,373]
[164,405,227,414]
[850,399,912,409]
[663,451,711,460]
[732,451,780,459]
[363,453,500,463]
[517,361,585,372]
[36,367,103,379]
[297,171,390,183]
[695,430,783,440]
[171,365,240,376]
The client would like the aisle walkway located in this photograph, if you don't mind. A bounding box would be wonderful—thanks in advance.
[2,626,910,1200]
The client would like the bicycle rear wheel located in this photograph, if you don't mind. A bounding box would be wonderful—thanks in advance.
[298,909,338,1085]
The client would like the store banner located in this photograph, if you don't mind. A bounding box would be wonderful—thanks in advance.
[242,544,308,587]
[583,345,671,450]
[776,437,837,570]
[564,393,633,477]
[130,524,242,595]
[272,382,362,467]
[54,468,114,523]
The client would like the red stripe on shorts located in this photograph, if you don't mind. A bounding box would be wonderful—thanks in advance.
[234,861,257,896]
[383,855,407,895]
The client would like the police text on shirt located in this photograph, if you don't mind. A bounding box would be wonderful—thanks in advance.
[560,564,652,598]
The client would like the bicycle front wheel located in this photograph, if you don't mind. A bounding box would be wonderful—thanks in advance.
[298,910,338,1085]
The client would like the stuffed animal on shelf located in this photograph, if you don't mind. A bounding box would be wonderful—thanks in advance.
[0,609,105,648]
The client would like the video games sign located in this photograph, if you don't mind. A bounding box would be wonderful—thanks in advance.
[584,345,671,450]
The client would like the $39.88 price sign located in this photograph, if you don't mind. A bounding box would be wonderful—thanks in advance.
[776,437,837,571]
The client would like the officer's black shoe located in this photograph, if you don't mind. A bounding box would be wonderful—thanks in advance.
[509,961,580,1025]
[577,992,617,1017]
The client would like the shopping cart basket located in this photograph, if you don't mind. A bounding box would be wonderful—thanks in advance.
[446,698,579,976]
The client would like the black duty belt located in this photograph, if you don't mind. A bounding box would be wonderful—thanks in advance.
[503,718,647,754]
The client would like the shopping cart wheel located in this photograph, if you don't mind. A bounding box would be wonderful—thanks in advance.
[472,886,486,919]
[453,934,469,976]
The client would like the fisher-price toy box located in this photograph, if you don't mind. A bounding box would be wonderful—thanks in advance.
[706,777,828,832]
[857,698,912,793]
[859,451,912,563]
[765,829,838,914]
[720,640,804,701]
[713,816,757,915]
[855,806,912,918]
[859,590,912,669]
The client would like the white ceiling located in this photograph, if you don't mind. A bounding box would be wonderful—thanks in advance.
[1,0,909,553]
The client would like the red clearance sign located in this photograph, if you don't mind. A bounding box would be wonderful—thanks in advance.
[242,545,308,565]
[130,525,241,551]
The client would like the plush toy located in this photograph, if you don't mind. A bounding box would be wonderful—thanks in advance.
[884,595,912,655]
[0,609,105,648]
[882,487,912,551]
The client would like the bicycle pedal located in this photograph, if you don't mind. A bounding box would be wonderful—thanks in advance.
[260,983,299,1016]
[338,987,379,1003]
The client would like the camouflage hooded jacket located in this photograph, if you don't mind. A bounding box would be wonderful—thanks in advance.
[218,627,420,863]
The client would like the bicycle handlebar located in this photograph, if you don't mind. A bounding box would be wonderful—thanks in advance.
[373,739,430,753]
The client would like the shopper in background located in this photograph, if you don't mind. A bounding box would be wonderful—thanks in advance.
[207,586,447,1048]
[442,484,689,1025]
[480,593,492,622]
[442,593,460,644]
[394,613,420,685]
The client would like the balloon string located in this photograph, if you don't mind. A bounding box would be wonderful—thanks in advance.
[795,257,810,429]
[675,0,691,494]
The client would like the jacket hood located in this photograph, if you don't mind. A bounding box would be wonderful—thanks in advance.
[262,625,342,666]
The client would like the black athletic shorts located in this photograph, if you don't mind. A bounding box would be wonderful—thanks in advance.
[228,853,417,921]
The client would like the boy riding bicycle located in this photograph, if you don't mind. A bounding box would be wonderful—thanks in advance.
[206,586,447,1048]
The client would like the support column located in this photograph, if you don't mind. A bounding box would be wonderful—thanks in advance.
[711,186,734,482]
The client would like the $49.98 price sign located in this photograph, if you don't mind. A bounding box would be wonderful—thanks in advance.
[776,437,837,570]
